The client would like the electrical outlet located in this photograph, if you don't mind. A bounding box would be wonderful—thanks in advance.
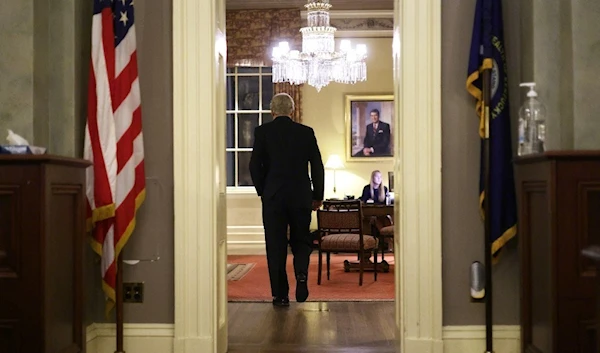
[123,282,144,303]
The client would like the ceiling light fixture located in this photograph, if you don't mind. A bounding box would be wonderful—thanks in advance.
[271,0,368,91]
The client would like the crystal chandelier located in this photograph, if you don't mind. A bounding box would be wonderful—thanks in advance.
[271,0,368,92]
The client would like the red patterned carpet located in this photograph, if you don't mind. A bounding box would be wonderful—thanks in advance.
[227,253,395,302]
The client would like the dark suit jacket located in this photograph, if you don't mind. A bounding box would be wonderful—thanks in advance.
[249,116,325,208]
[363,121,391,155]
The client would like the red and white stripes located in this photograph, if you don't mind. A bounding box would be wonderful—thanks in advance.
[84,3,145,312]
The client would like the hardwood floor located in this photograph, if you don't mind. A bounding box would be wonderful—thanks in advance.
[228,302,397,353]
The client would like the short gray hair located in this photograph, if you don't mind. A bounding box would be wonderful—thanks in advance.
[270,93,295,116]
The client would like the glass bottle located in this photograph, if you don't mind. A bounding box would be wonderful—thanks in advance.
[518,82,547,156]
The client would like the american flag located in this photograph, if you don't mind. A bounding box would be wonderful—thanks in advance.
[84,0,146,313]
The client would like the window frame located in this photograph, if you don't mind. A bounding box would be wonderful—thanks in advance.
[225,66,273,193]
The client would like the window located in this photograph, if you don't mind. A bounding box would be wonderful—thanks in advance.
[226,67,274,189]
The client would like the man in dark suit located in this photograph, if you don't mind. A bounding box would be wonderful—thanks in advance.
[357,109,391,156]
[249,93,325,307]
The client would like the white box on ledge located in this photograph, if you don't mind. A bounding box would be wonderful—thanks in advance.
[0,145,47,155]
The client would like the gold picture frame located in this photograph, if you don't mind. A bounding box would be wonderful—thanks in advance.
[345,94,395,162]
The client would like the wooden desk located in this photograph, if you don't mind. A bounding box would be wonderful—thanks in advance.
[361,204,394,235]
[343,204,394,273]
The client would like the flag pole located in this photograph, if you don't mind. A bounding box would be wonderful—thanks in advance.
[115,253,125,353]
[481,65,493,353]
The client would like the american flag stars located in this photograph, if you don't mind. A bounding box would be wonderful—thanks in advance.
[119,11,128,26]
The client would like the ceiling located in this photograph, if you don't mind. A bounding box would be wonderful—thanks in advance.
[226,0,393,11]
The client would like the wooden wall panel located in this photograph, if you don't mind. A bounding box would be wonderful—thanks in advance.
[0,185,21,279]
[517,152,600,353]
[0,156,89,353]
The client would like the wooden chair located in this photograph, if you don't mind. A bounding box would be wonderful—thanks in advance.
[317,200,378,286]
[323,200,363,261]
[371,214,395,269]
[323,199,360,211]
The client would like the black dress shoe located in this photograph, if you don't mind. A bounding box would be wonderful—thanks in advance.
[272,297,290,307]
[295,273,309,303]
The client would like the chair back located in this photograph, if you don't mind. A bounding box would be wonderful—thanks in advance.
[323,199,361,212]
[317,200,363,234]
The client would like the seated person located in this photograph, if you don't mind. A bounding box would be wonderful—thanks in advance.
[359,170,388,204]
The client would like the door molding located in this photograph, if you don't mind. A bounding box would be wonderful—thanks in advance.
[172,0,443,352]
[172,0,227,352]
[393,0,443,352]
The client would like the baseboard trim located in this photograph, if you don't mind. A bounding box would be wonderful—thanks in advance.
[227,225,265,255]
[86,323,175,353]
[227,240,265,255]
[403,337,444,353]
[86,323,520,353]
[173,336,214,353]
[442,325,520,353]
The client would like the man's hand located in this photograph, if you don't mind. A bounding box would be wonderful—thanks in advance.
[312,200,323,211]
[363,147,371,156]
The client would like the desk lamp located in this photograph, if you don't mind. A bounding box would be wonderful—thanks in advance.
[325,154,344,195]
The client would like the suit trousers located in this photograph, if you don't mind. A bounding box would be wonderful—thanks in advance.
[262,196,312,298]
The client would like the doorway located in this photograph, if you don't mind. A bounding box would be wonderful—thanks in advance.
[172,0,443,352]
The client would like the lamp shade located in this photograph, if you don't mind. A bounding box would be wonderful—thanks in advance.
[325,154,344,170]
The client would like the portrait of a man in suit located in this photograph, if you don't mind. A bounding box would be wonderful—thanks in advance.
[347,96,394,159]
[358,109,391,156]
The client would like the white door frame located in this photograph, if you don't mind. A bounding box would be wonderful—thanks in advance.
[172,0,442,352]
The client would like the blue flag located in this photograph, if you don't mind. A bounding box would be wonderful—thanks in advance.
[466,0,517,259]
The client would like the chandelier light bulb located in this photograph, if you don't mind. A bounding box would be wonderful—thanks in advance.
[279,41,290,54]
[347,51,357,62]
[340,39,351,52]
[272,46,281,59]
[356,44,367,56]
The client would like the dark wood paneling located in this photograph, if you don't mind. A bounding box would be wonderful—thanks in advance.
[517,151,600,353]
[0,320,19,353]
[557,299,597,352]
[0,185,21,279]
[556,162,600,299]
[578,184,600,279]
[45,186,82,353]
[0,155,89,353]
[522,182,552,353]
[0,165,42,353]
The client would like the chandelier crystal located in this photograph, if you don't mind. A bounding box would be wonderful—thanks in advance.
[271,0,368,92]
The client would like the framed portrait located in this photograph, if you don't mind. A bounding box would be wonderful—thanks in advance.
[345,94,395,161]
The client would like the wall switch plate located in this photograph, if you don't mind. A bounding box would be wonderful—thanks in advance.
[123,282,144,303]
